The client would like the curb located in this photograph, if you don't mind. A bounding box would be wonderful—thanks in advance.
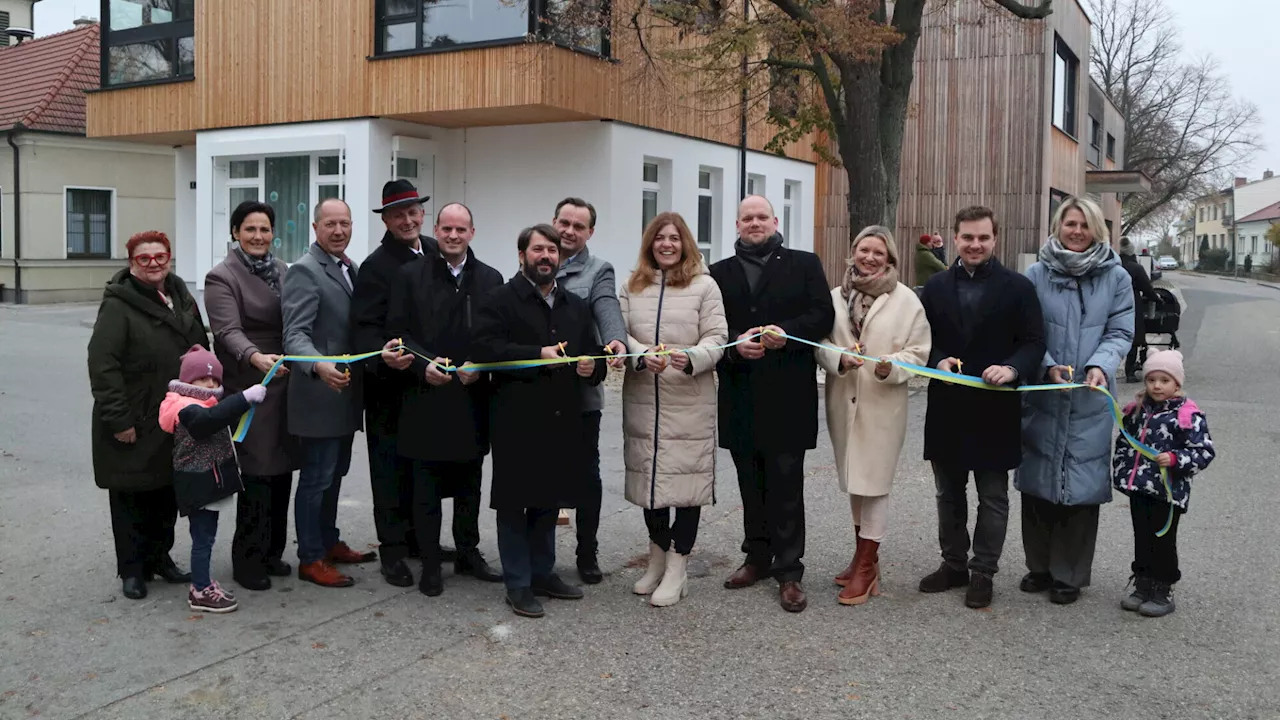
[1259,282,1280,292]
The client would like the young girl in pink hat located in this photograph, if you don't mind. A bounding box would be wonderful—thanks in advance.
[1110,349,1215,617]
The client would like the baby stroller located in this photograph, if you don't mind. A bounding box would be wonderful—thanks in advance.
[1137,287,1181,365]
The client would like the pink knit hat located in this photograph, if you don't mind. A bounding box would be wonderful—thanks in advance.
[1143,349,1184,387]
[179,345,223,385]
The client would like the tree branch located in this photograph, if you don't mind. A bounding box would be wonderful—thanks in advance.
[987,0,1053,20]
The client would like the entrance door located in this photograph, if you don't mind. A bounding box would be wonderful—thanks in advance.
[391,136,436,223]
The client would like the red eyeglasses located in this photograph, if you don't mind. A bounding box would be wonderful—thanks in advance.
[132,252,171,267]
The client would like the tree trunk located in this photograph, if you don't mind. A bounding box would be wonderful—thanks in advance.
[880,0,927,236]
[841,59,888,250]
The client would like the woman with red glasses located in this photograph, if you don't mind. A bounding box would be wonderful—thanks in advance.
[88,231,211,600]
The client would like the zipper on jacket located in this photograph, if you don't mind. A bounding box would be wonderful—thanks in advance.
[1075,282,1086,320]
[649,272,666,509]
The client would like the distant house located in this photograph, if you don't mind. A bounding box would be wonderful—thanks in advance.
[1235,200,1279,269]
[1190,170,1280,269]
[0,20,176,303]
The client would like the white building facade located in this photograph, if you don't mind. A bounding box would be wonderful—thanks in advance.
[177,119,815,290]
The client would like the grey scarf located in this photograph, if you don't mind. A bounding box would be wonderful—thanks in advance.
[1038,236,1112,277]
[234,247,281,295]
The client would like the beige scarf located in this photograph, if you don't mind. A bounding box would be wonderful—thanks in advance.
[841,263,899,341]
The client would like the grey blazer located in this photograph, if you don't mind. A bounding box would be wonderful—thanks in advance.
[281,243,364,438]
[556,247,627,413]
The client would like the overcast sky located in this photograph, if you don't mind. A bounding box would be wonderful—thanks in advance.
[31,0,1280,181]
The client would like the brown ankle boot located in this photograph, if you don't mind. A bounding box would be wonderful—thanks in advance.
[838,537,881,605]
[835,526,860,587]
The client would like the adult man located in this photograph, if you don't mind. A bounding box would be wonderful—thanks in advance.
[1118,237,1158,383]
[551,197,627,584]
[471,224,607,618]
[709,195,835,613]
[930,234,947,264]
[282,198,377,588]
[916,234,948,287]
[351,180,439,587]
[383,202,504,596]
[917,205,1045,609]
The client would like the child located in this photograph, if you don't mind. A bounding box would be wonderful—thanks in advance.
[1111,350,1215,617]
[159,345,266,613]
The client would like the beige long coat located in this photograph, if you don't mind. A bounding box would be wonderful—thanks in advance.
[817,283,931,497]
[620,271,728,509]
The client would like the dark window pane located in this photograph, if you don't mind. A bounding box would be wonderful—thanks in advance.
[66,190,112,257]
[265,156,312,264]
[318,156,341,176]
[108,39,175,84]
[643,163,658,183]
[543,0,604,53]
[178,35,194,76]
[109,0,183,30]
[697,195,712,246]
[698,171,711,190]
[383,21,416,52]
[384,0,418,16]
[319,185,342,202]
[421,0,529,50]
[642,191,658,230]
[230,160,259,179]
[396,157,419,179]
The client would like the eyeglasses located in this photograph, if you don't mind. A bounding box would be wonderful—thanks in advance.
[132,253,171,267]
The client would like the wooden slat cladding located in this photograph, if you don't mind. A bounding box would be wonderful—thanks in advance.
[87,0,816,163]
[1049,128,1082,197]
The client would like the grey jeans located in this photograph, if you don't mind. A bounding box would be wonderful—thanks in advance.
[932,463,1010,577]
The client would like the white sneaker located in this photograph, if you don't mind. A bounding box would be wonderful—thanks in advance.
[650,551,689,607]
[632,543,667,595]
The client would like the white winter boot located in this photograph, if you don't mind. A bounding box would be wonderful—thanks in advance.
[633,543,667,595]
[650,551,689,607]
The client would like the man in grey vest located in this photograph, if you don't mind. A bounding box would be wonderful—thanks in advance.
[552,197,627,584]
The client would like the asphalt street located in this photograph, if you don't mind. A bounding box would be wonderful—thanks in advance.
[0,272,1276,720]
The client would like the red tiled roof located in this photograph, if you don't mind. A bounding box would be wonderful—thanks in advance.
[1237,201,1280,224]
[0,24,100,135]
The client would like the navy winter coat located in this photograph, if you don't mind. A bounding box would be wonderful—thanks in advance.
[1112,394,1215,511]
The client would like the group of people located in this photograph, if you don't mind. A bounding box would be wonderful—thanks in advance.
[87,183,1214,620]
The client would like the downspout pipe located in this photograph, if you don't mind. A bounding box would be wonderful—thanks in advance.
[6,124,21,304]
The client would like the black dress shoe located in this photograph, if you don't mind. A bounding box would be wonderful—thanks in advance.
[234,572,272,592]
[576,556,603,585]
[147,556,192,584]
[381,560,415,588]
[965,573,993,609]
[122,576,147,600]
[265,558,292,577]
[1049,583,1081,604]
[418,566,444,597]
[532,574,584,600]
[455,551,503,583]
[505,588,545,618]
[1020,572,1052,593]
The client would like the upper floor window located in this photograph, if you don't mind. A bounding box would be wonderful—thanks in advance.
[102,0,194,88]
[1052,35,1079,137]
[1106,133,1116,160]
[0,11,10,48]
[374,0,608,58]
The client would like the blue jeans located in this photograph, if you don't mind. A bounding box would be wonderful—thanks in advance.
[188,509,219,590]
[296,435,354,564]
[495,507,558,591]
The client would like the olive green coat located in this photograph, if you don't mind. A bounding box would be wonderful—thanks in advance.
[88,269,209,492]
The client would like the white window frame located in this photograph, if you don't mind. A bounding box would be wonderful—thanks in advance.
[218,151,347,264]
[696,167,720,264]
[62,186,118,260]
[642,159,663,231]
[782,180,801,247]
[746,173,765,198]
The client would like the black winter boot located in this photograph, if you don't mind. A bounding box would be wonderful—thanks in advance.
[1120,575,1152,612]
[1138,581,1175,617]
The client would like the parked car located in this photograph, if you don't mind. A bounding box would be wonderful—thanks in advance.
[1158,256,1178,270]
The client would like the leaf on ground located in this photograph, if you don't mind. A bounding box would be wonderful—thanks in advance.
[3,690,17,698]
[83,673,97,681]
[312,642,327,650]
[846,695,860,700]
[92,618,109,625]
[373,612,385,618]
[186,615,203,621]
[27,630,45,637]
[600,673,613,679]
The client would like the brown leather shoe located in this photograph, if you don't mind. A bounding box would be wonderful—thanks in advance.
[327,541,377,564]
[838,537,881,606]
[724,563,766,589]
[299,560,354,587]
[779,580,808,612]
[835,524,862,587]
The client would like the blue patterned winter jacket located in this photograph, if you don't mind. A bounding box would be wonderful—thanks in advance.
[1111,394,1215,511]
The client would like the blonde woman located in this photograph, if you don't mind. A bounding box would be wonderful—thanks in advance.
[1017,195,1134,605]
[818,226,931,606]
[619,212,728,607]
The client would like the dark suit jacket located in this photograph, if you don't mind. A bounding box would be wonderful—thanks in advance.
[920,259,1045,470]
[385,247,503,462]
[709,245,835,453]
[1120,254,1158,337]
[350,232,438,436]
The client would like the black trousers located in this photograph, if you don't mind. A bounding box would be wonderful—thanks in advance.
[367,432,418,566]
[412,459,483,569]
[108,487,178,579]
[1021,494,1100,589]
[643,507,702,555]
[231,473,293,578]
[932,464,1010,576]
[731,450,806,582]
[575,410,603,561]
[1130,494,1182,584]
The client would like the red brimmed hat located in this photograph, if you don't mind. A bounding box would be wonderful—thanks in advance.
[373,179,430,213]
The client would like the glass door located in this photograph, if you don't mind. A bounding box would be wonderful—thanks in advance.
[391,136,436,224]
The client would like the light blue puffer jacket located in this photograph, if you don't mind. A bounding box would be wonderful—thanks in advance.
[1014,250,1134,506]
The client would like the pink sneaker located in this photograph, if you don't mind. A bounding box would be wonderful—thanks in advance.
[188,581,239,613]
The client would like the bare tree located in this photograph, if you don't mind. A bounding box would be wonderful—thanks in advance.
[536,0,1053,247]
[1088,0,1261,235]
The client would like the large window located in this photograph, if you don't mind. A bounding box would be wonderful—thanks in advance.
[101,0,194,87]
[222,154,347,264]
[1052,35,1079,137]
[66,189,113,258]
[374,0,608,57]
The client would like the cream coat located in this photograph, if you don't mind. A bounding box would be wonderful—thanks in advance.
[817,283,931,497]
[620,271,728,508]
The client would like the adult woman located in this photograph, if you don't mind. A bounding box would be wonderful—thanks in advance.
[619,212,728,607]
[88,231,210,600]
[204,200,299,591]
[817,226,931,606]
[1017,196,1134,604]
